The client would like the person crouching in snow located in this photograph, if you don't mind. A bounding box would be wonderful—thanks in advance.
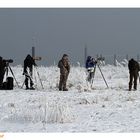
[86,56,97,82]
[58,54,70,91]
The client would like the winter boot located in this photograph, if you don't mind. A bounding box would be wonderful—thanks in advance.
[59,88,62,91]
[63,88,68,91]
[26,86,30,90]
[129,83,132,91]
[134,84,137,91]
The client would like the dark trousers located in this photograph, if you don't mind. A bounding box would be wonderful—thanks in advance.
[129,71,138,90]
[25,75,34,88]
[59,74,68,90]
[0,74,4,89]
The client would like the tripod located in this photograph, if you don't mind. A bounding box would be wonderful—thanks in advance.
[34,66,44,89]
[87,63,109,89]
[5,63,20,88]
[21,66,44,89]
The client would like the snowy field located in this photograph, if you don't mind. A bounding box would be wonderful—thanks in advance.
[1,61,140,132]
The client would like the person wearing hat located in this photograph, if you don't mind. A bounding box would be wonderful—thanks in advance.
[58,54,70,91]
[128,58,140,91]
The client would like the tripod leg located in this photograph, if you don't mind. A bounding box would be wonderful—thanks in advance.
[33,66,38,89]
[86,66,96,90]
[35,67,44,89]
[24,73,36,89]
[8,66,20,88]
[97,65,109,88]
[5,67,8,78]
[91,65,97,87]
[138,73,140,84]
[21,80,25,89]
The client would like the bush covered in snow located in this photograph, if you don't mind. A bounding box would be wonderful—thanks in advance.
[46,102,74,123]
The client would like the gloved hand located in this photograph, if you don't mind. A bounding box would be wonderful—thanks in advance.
[34,63,38,67]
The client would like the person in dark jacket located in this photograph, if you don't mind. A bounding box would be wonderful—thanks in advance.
[86,56,97,82]
[58,54,70,91]
[128,58,140,91]
[86,56,96,69]
[0,56,6,89]
[23,54,36,90]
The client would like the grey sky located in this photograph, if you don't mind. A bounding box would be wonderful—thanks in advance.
[0,8,140,66]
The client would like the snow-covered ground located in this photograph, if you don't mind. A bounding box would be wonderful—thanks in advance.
[1,62,140,132]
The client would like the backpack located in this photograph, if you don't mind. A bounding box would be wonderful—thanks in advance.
[2,77,13,90]
[7,77,14,90]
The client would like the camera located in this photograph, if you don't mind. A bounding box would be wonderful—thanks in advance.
[97,57,105,61]
[3,59,13,64]
[95,57,105,66]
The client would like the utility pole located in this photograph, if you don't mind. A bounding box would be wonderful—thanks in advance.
[32,37,36,58]
[84,44,87,66]
[32,47,35,58]
[114,54,117,66]
[32,38,41,61]
[96,54,99,58]
[126,54,129,61]
[137,54,139,62]
[31,38,43,89]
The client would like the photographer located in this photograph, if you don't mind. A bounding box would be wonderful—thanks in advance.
[86,56,97,82]
[23,54,36,90]
[128,58,140,91]
[58,54,70,91]
[0,57,7,89]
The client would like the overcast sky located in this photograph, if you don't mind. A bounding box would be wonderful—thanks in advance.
[0,8,140,66]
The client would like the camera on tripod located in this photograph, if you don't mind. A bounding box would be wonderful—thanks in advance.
[88,56,105,67]
[3,59,13,65]
[2,59,19,90]
[95,57,105,65]
[97,57,105,61]
[86,56,109,88]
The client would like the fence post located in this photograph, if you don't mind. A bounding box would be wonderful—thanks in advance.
[100,54,102,58]
[114,54,117,66]
[84,45,87,66]
[32,47,35,58]
[126,54,129,61]
[137,54,139,62]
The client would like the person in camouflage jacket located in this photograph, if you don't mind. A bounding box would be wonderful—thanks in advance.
[58,54,70,91]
